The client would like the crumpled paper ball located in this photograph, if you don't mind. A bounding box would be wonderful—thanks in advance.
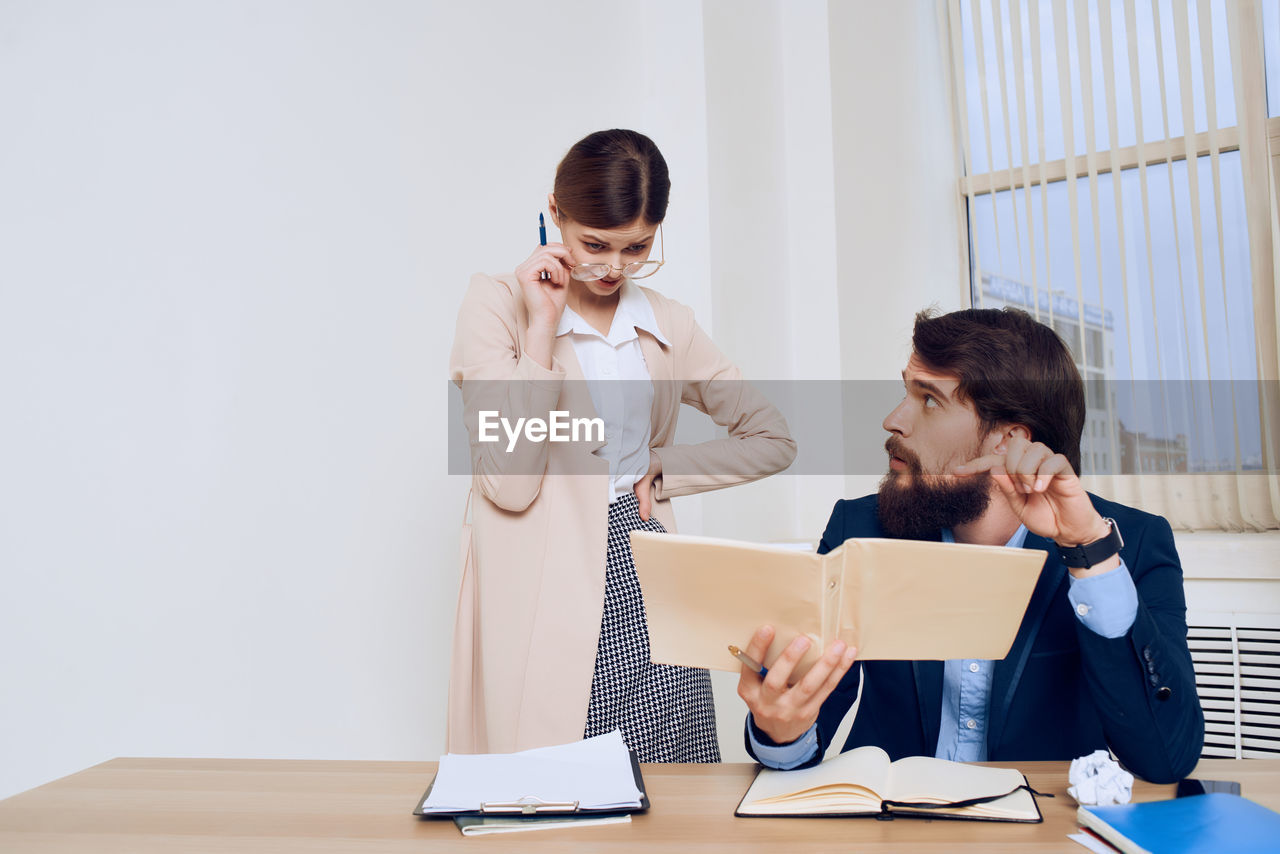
[1068,749,1134,805]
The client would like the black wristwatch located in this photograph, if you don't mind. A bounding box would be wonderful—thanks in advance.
[1056,518,1124,568]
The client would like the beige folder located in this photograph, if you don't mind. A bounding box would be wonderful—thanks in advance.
[630,531,1046,679]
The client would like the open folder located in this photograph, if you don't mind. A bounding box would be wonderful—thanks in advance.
[413,731,648,820]
[630,531,1046,678]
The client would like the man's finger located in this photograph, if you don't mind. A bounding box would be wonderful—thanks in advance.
[761,634,810,696]
[1011,444,1051,493]
[1002,441,1027,485]
[743,625,774,665]
[952,453,1005,475]
[989,464,1018,498]
[803,646,859,718]
[1014,444,1052,475]
[1034,454,1074,492]
[792,639,848,703]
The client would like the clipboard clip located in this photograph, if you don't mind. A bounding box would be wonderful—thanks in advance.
[480,796,581,815]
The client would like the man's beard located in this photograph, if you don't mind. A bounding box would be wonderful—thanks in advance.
[876,436,992,539]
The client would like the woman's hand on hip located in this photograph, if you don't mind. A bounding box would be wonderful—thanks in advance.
[634,451,662,521]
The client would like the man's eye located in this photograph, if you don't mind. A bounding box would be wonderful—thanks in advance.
[924,395,939,408]
[584,242,605,252]
[627,244,648,253]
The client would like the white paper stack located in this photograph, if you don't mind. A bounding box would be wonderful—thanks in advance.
[420,730,642,814]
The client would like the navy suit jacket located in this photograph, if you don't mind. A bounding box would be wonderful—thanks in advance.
[746,493,1205,784]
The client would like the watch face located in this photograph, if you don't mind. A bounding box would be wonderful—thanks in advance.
[1106,518,1123,550]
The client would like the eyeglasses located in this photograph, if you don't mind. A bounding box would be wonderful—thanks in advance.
[569,224,665,281]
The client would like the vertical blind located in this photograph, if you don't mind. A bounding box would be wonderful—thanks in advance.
[944,0,1280,531]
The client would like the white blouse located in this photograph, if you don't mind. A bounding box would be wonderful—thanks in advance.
[556,281,670,503]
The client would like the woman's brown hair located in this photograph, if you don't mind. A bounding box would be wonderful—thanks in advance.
[553,129,670,228]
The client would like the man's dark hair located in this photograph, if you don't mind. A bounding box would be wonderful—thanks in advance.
[912,307,1087,473]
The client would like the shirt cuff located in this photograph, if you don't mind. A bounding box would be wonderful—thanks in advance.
[1066,559,1138,639]
[746,714,820,770]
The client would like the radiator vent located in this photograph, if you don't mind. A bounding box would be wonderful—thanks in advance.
[1187,620,1280,760]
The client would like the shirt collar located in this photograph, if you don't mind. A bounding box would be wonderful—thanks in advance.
[555,280,671,346]
[941,524,1030,549]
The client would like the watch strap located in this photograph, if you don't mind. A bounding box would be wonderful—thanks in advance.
[1056,517,1124,568]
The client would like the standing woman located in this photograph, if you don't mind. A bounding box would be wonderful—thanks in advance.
[448,129,795,762]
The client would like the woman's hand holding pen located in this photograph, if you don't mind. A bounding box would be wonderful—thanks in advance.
[515,242,574,369]
[736,625,858,746]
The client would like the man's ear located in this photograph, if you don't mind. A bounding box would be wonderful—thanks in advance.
[992,424,1032,453]
[1007,425,1032,441]
[547,193,561,225]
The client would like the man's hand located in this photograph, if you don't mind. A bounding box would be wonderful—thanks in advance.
[953,435,1116,569]
[736,625,858,746]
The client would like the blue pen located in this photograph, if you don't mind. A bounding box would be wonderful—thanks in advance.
[538,213,549,280]
[728,644,768,677]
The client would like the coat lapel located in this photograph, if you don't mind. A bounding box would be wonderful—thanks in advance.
[912,660,945,754]
[986,533,1066,754]
[638,328,675,443]
[551,335,606,455]
[553,333,588,385]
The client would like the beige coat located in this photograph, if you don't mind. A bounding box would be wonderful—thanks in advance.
[447,273,796,754]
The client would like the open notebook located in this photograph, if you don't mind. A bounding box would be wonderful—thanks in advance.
[736,745,1042,822]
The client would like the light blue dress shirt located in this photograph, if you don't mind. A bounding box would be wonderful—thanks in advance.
[748,524,1140,770]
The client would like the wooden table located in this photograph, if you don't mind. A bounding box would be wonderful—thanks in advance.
[1,757,1275,852]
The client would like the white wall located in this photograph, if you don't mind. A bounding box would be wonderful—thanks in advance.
[0,0,965,795]
[829,0,969,502]
[697,0,964,760]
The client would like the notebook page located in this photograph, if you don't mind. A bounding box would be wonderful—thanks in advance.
[421,731,642,813]
[743,745,890,808]
[887,755,1028,806]
[919,787,1039,819]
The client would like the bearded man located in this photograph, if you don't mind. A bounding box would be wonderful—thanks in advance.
[738,308,1204,784]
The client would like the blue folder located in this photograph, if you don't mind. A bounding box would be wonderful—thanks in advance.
[1078,793,1280,854]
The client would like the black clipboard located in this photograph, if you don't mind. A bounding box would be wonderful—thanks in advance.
[412,750,649,819]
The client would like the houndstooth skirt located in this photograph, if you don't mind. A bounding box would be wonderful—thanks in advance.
[582,492,721,763]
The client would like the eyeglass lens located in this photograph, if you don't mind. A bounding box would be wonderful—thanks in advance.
[570,262,662,282]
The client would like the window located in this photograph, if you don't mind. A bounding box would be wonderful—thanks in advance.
[948,0,1279,530]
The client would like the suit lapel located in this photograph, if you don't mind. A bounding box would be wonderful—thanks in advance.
[986,533,1066,754]
[912,660,945,754]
